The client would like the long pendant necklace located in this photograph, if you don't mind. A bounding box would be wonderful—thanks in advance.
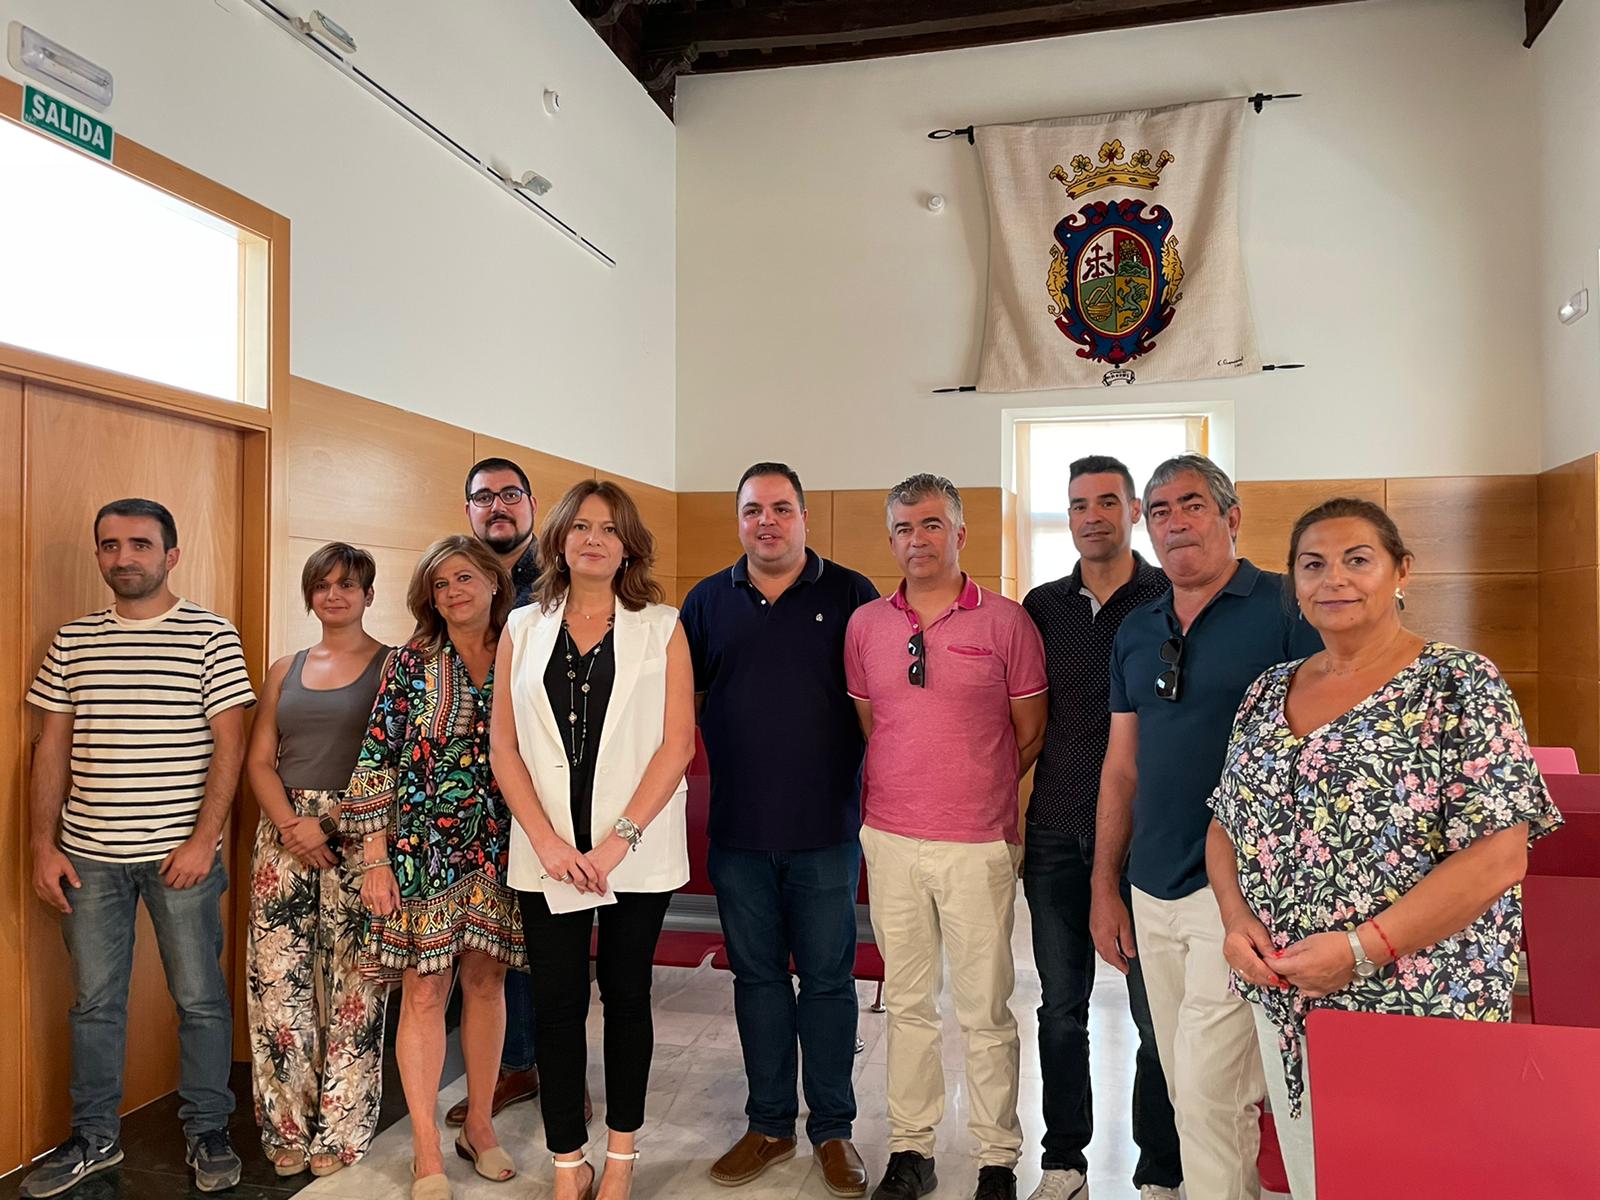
[562,618,611,766]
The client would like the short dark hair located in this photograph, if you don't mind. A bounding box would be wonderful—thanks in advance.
[94,498,177,551]
[1069,454,1137,500]
[1288,497,1413,573]
[300,542,377,611]
[736,461,806,510]
[464,457,531,499]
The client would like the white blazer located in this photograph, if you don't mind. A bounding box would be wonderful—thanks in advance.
[504,597,689,893]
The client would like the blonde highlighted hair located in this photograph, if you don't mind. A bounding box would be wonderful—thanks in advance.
[404,535,513,654]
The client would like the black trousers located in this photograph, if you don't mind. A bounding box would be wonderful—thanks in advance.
[517,889,673,1153]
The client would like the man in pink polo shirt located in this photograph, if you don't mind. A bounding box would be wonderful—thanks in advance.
[845,473,1048,1200]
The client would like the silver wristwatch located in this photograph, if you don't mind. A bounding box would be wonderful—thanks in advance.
[1347,929,1379,979]
[614,816,644,853]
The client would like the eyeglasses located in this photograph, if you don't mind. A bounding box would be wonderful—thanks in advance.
[1155,635,1185,702]
[907,631,927,688]
[469,486,529,508]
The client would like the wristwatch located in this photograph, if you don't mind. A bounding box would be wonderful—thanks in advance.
[318,813,339,839]
[614,817,644,853]
[1347,929,1379,979]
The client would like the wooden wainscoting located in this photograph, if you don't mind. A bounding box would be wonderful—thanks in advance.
[1537,455,1600,769]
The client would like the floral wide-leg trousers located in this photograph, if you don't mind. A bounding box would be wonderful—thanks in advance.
[246,788,388,1165]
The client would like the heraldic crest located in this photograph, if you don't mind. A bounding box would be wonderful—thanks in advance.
[1045,139,1185,384]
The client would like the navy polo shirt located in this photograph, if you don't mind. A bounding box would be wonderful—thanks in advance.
[680,549,879,851]
[1109,558,1323,901]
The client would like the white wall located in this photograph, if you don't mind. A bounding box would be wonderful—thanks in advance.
[1533,0,1600,469]
[675,0,1538,490]
[1,0,678,487]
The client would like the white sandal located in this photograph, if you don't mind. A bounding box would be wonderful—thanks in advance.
[553,1154,595,1200]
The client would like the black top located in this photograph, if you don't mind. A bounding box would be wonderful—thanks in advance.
[543,624,616,852]
[1109,559,1324,900]
[680,549,879,851]
[1023,553,1170,837]
[511,542,541,610]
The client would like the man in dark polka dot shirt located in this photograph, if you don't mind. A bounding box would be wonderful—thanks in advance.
[1021,455,1181,1200]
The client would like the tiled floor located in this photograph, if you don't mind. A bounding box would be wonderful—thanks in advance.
[6,898,1287,1199]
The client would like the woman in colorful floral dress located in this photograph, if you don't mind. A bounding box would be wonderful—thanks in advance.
[245,543,391,1178]
[1205,497,1562,1199]
[343,535,526,1200]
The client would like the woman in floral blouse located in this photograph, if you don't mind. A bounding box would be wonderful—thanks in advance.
[1206,497,1561,1199]
[343,535,526,1200]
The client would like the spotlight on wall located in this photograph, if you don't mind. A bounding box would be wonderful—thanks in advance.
[926,194,946,213]
[1558,288,1589,326]
[513,170,553,196]
[6,23,114,110]
[296,9,357,54]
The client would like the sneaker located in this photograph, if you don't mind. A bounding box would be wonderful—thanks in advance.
[1140,1187,1182,1199]
[1028,1168,1088,1200]
[871,1150,937,1200]
[975,1166,1018,1200]
[186,1130,242,1193]
[19,1133,124,1198]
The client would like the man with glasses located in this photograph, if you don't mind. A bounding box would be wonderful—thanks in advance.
[1089,455,1320,1200]
[844,474,1047,1200]
[1021,455,1180,1200]
[681,462,878,1198]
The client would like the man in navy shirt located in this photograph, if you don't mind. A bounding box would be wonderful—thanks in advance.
[1090,455,1321,1200]
[679,462,878,1199]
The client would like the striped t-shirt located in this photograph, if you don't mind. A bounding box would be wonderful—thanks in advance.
[28,599,256,863]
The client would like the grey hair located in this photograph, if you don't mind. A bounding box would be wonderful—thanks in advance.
[1142,454,1239,514]
[885,473,964,530]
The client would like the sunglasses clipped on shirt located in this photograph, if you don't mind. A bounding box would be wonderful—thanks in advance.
[907,630,927,688]
[1155,634,1185,702]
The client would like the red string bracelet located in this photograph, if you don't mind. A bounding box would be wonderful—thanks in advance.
[1369,917,1399,964]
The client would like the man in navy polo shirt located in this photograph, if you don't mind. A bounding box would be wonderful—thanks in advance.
[1089,455,1321,1200]
[680,462,878,1199]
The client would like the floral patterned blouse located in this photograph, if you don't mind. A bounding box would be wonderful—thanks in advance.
[1208,642,1561,1116]
[341,641,524,978]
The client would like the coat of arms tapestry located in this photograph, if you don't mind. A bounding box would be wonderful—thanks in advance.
[974,97,1257,391]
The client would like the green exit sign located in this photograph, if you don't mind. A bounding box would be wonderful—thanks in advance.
[23,84,113,161]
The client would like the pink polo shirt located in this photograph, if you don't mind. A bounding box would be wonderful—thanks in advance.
[844,576,1047,844]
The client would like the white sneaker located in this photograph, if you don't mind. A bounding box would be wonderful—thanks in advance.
[1027,1169,1087,1200]
[1139,1186,1181,1200]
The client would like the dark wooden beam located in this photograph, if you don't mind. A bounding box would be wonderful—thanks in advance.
[1524,0,1565,47]
[646,0,1362,60]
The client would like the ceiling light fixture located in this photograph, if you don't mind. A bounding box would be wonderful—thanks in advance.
[294,9,357,55]
[6,23,114,111]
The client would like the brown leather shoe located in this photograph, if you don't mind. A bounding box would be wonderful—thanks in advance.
[816,1139,867,1198]
[445,1066,540,1127]
[709,1132,796,1186]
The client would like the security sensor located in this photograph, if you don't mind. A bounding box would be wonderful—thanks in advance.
[927,194,946,213]
[543,89,561,116]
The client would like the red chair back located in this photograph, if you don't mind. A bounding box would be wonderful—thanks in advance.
[681,731,714,895]
[1308,1009,1600,1197]
[1529,776,1600,878]
[1522,874,1600,1027]
[1532,745,1581,775]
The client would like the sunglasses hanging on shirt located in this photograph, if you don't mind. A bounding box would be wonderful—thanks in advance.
[907,630,927,688]
[1155,634,1185,702]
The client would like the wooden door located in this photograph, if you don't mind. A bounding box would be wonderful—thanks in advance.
[16,378,246,1156]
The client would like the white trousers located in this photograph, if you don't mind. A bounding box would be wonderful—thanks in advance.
[1252,1002,1316,1199]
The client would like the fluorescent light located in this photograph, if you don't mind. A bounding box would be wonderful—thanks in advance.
[6,24,114,111]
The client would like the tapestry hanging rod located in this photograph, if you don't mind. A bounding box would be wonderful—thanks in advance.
[931,362,1305,394]
[927,93,1302,143]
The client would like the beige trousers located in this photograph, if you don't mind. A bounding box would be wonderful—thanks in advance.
[860,825,1023,1168]
[1131,885,1264,1200]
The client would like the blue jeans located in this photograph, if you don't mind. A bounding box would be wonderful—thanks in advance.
[60,851,235,1142]
[707,840,860,1145]
[1022,827,1182,1188]
[502,969,537,1073]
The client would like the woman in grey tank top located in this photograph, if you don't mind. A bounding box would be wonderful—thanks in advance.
[243,544,392,1178]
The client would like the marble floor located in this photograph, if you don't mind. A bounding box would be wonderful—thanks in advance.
[292,899,1262,1200]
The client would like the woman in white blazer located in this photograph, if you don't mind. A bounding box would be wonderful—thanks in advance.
[489,479,695,1200]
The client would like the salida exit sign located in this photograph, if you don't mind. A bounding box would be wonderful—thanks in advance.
[23,83,113,161]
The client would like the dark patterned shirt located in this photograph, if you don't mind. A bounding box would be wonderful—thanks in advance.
[511,542,540,610]
[1023,553,1169,837]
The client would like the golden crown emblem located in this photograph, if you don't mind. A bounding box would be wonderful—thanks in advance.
[1049,140,1174,199]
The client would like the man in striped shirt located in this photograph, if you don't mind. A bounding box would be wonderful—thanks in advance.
[24,498,255,1199]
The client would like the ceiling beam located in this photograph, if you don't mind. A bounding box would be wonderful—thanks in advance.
[645,0,1361,58]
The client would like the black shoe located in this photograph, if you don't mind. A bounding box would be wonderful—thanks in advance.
[186,1130,242,1193]
[871,1151,937,1200]
[973,1166,1017,1200]
[19,1133,124,1198]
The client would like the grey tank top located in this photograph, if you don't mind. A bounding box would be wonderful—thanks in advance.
[275,646,390,791]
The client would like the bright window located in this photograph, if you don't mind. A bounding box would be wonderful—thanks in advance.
[0,116,266,405]
[1017,416,1206,594]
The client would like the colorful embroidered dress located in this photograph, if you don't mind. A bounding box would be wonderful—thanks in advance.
[342,642,526,979]
[1208,643,1561,1116]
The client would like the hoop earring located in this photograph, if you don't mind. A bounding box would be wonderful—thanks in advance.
[558,559,568,573]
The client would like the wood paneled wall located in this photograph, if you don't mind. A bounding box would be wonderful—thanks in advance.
[672,485,1012,604]
[1237,476,1541,739]
[1537,455,1600,770]
[276,380,676,656]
